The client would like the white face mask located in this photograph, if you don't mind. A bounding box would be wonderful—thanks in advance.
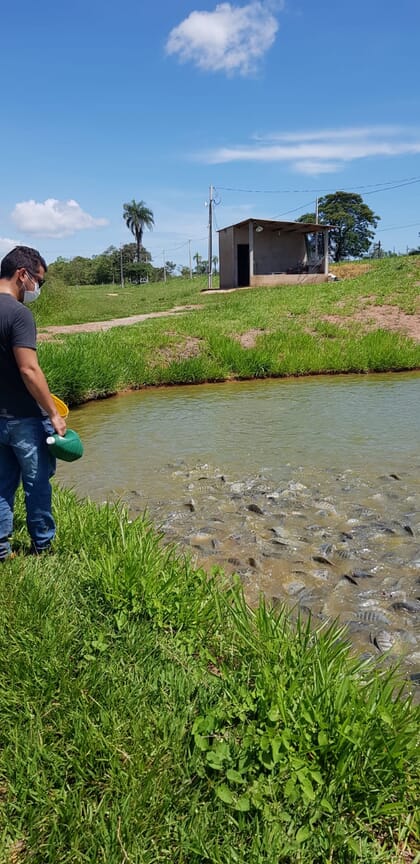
[23,271,42,304]
[23,283,41,304]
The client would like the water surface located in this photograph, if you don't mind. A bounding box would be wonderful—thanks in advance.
[59,372,420,501]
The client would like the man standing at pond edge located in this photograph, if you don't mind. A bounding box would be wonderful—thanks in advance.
[0,246,66,560]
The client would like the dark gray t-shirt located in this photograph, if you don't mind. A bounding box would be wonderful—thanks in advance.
[0,294,43,418]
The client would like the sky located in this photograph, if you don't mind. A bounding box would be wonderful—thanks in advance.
[1,0,420,270]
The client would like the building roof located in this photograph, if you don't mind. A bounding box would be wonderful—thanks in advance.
[218,218,331,234]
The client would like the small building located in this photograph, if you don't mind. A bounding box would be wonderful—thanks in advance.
[218,218,331,290]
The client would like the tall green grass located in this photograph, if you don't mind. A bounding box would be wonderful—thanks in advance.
[38,316,420,407]
[33,256,420,405]
[0,488,418,863]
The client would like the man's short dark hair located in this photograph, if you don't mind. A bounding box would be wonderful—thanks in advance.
[0,246,48,279]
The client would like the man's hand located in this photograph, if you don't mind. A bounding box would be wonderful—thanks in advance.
[50,412,67,437]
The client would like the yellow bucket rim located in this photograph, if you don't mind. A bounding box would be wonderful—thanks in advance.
[51,394,69,418]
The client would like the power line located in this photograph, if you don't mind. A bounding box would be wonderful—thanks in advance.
[149,235,208,255]
[270,199,316,219]
[214,175,420,195]
[363,178,420,197]
[376,221,420,233]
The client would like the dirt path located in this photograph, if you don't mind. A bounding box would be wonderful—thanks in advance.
[38,304,203,340]
[38,298,420,343]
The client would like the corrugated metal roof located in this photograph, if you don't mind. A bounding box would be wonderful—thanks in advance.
[218,218,332,233]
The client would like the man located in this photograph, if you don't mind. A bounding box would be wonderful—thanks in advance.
[0,246,66,560]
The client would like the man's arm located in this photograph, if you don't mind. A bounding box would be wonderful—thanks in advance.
[13,346,67,436]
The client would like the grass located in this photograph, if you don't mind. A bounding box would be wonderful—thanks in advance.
[0,487,419,863]
[2,257,420,861]
[34,274,210,327]
[34,256,420,328]
[34,256,420,406]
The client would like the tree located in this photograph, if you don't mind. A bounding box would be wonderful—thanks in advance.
[124,261,154,283]
[370,241,385,259]
[123,200,154,263]
[297,192,380,262]
[48,243,157,287]
[120,242,151,266]
[193,252,207,274]
[367,242,395,259]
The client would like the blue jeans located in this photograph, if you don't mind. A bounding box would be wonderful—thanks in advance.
[0,417,56,558]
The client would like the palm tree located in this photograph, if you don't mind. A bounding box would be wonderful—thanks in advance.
[123,200,154,263]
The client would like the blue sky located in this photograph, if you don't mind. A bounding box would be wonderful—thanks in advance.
[1,0,419,269]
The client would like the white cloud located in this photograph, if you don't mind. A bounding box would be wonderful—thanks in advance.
[253,125,406,143]
[292,160,342,175]
[11,199,108,238]
[166,2,279,75]
[0,237,19,257]
[202,125,420,173]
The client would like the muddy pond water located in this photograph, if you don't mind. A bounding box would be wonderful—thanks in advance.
[58,373,420,688]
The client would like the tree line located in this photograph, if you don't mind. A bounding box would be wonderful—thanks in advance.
[49,244,170,286]
[48,199,217,285]
[47,244,218,286]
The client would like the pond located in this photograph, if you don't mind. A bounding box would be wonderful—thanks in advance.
[59,372,420,496]
[58,372,420,687]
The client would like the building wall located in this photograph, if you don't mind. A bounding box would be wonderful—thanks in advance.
[254,232,307,275]
[219,227,236,289]
[251,273,328,286]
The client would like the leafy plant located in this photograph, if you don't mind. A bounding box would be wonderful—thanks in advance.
[191,595,420,859]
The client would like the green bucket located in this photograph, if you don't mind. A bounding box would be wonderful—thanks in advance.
[46,429,84,462]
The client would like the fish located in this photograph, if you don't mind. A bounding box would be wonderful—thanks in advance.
[392,600,420,613]
[344,569,373,584]
[343,573,358,585]
[247,503,264,515]
[371,630,394,653]
[313,554,335,566]
[358,610,390,625]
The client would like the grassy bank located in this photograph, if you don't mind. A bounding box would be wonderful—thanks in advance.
[0,488,419,863]
[35,257,420,328]
[36,257,420,405]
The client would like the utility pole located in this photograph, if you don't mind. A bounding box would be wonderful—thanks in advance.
[120,246,124,289]
[162,250,167,282]
[188,239,192,279]
[207,184,213,290]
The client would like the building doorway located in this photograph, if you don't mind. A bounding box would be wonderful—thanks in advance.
[237,244,250,286]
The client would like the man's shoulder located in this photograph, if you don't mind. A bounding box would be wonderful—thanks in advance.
[0,295,36,348]
[0,295,34,323]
